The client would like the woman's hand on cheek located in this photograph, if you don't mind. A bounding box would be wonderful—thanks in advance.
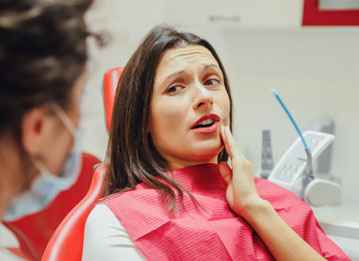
[219,126,266,219]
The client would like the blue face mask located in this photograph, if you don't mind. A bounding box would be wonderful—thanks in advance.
[3,104,83,221]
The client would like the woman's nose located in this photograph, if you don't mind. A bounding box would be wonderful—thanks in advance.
[193,83,213,110]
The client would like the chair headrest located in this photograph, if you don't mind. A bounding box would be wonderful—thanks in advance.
[102,67,124,133]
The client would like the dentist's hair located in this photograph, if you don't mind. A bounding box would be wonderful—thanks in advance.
[0,0,103,139]
[105,25,233,213]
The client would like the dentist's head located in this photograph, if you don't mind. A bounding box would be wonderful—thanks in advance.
[0,0,98,220]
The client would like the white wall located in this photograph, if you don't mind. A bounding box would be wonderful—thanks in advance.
[82,1,359,209]
[81,0,166,160]
[195,27,359,209]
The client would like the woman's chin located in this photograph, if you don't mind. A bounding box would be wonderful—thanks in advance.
[189,144,223,163]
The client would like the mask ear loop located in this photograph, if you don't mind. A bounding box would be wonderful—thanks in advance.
[51,102,77,137]
[30,103,78,177]
[30,155,50,174]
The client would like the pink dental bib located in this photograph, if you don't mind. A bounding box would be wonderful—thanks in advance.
[102,164,348,261]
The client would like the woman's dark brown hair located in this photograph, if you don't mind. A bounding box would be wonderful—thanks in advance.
[105,25,233,213]
[0,0,103,140]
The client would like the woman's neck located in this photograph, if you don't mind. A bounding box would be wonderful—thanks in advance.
[166,156,218,171]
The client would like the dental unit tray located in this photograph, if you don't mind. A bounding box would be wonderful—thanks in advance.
[268,131,334,196]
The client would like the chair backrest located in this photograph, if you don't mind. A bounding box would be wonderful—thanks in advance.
[41,164,107,261]
[2,152,101,260]
[38,67,122,260]
[102,67,123,132]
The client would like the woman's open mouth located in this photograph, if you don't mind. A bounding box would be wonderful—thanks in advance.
[191,114,220,134]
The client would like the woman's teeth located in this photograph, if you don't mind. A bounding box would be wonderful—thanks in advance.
[195,119,215,128]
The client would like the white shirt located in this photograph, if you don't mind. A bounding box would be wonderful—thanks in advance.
[82,204,146,260]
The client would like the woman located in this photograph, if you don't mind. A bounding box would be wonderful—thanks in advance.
[0,0,101,221]
[83,25,349,260]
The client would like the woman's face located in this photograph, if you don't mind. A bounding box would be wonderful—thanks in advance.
[149,45,230,170]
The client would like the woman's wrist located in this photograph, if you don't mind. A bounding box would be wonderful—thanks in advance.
[238,197,273,223]
[237,197,327,261]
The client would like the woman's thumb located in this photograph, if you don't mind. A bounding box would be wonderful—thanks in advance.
[219,161,232,184]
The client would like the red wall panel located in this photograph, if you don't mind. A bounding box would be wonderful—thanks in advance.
[302,0,359,26]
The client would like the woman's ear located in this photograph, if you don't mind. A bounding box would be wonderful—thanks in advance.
[21,107,54,155]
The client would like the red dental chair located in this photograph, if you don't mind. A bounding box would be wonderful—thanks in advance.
[40,67,123,260]
[41,164,106,261]
[2,152,101,260]
[103,67,124,133]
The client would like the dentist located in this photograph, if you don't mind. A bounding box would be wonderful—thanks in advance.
[0,0,99,221]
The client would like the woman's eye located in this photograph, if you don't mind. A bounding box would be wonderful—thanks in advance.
[166,85,183,94]
[205,78,220,86]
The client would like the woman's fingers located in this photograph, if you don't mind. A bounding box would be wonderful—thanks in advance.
[220,125,261,217]
[219,161,232,185]
[224,126,242,159]
[221,125,244,161]
[220,125,230,157]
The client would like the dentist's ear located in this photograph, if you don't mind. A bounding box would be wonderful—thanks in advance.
[21,106,56,155]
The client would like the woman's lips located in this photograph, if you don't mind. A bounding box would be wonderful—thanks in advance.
[191,113,220,134]
[191,114,220,128]
[191,121,219,134]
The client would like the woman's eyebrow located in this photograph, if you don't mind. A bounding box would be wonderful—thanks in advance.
[164,70,186,82]
[203,63,220,70]
[161,63,220,85]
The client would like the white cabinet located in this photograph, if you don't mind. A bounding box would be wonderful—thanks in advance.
[164,0,303,28]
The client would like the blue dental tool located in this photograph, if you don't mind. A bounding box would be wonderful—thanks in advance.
[271,89,308,149]
[271,88,313,195]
